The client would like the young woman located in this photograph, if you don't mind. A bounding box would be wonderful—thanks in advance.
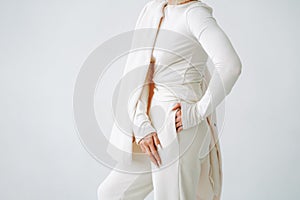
[98,0,242,199]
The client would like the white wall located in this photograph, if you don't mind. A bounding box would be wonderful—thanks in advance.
[0,0,299,199]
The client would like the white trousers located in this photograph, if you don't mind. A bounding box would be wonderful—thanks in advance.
[98,100,214,200]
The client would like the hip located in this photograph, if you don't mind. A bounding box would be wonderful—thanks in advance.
[148,96,211,152]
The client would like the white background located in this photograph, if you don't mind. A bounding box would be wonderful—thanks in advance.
[0,0,299,199]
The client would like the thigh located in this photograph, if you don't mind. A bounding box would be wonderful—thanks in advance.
[98,151,154,200]
[97,169,153,200]
[177,121,212,200]
[150,114,211,200]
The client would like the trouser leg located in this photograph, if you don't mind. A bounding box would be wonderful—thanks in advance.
[97,168,153,200]
[178,120,213,200]
[196,154,215,200]
[97,144,153,200]
[151,107,212,200]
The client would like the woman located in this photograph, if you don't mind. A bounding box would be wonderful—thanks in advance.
[98,0,242,199]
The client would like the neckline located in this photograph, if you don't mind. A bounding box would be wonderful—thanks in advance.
[165,0,199,8]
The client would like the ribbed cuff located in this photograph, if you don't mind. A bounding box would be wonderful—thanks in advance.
[133,124,157,145]
[180,101,204,130]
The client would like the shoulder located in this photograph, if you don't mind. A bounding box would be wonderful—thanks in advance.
[140,1,154,12]
[135,0,167,28]
[184,1,217,37]
[135,1,156,27]
[142,0,164,9]
[185,1,214,18]
[138,0,163,16]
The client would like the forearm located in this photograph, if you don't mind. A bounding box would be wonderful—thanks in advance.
[132,73,156,144]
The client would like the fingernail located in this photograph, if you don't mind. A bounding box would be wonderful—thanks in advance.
[159,144,163,149]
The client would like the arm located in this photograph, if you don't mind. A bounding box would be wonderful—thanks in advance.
[132,77,157,145]
[180,4,242,129]
[133,55,156,144]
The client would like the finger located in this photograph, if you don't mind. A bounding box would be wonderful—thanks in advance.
[153,134,162,150]
[172,103,181,111]
[178,126,183,132]
[139,144,146,153]
[176,121,182,128]
[176,126,181,132]
[176,109,181,117]
[178,121,182,127]
[149,142,161,166]
[175,115,181,122]
[145,145,158,167]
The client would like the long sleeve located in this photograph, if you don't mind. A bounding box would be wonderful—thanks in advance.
[132,71,157,144]
[180,4,242,130]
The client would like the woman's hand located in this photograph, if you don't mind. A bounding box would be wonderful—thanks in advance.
[172,103,183,133]
[138,132,162,167]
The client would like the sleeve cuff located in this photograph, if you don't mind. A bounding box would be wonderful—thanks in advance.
[180,101,204,130]
[134,124,156,145]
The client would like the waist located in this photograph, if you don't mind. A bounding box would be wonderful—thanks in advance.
[152,82,204,103]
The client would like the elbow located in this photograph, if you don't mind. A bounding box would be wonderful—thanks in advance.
[236,57,242,77]
[230,56,242,80]
[221,56,242,95]
[219,55,242,80]
[232,56,242,79]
